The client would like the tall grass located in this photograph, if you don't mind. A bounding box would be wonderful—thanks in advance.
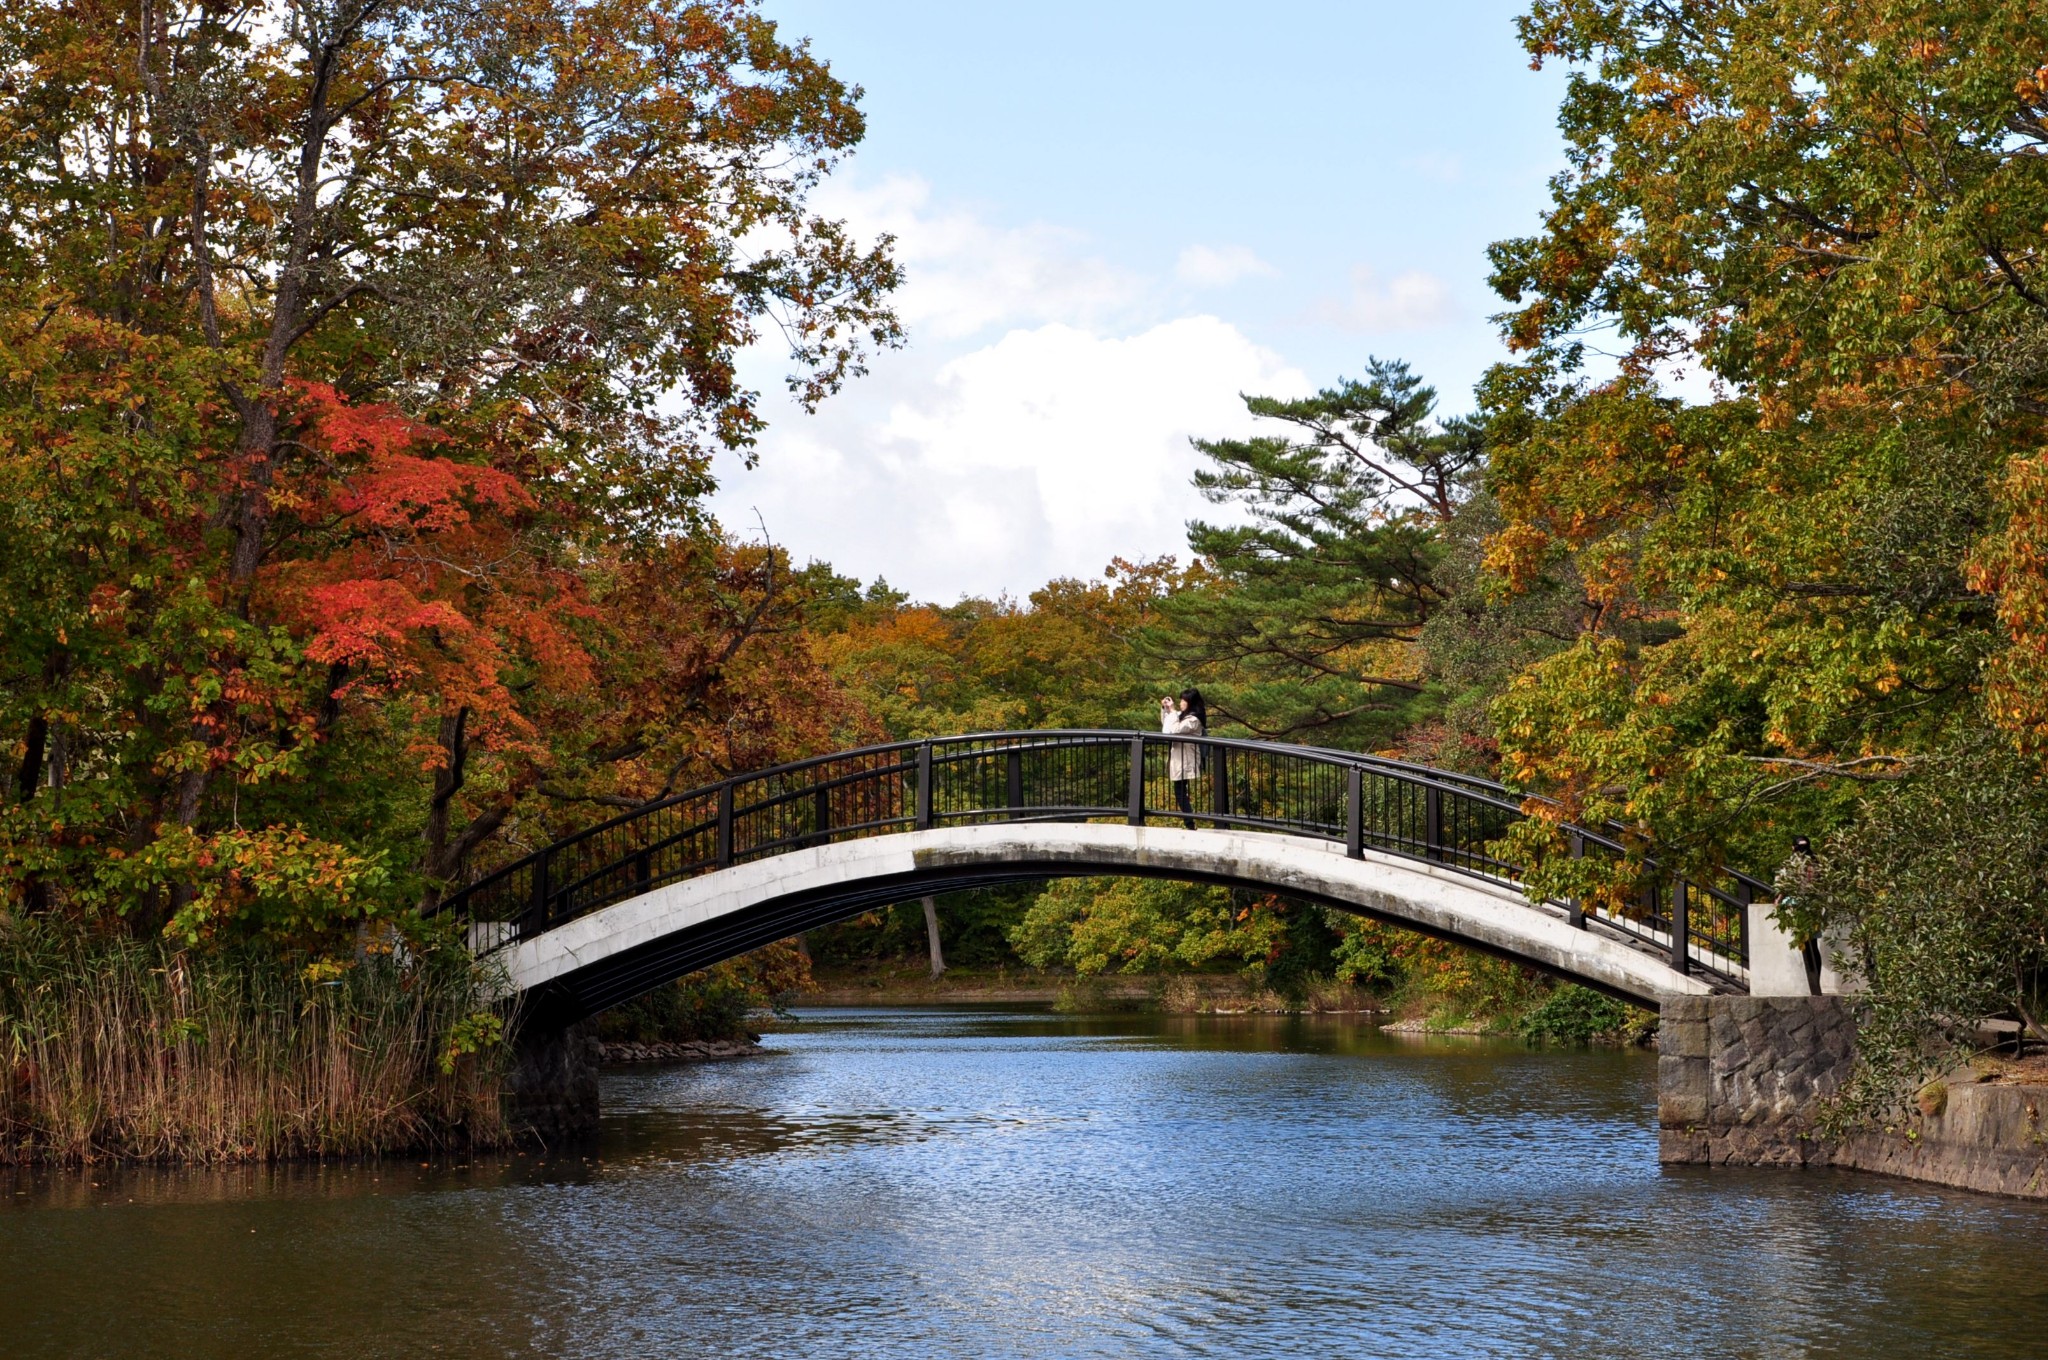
[0,923,508,1164]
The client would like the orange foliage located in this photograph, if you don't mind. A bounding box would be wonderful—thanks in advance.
[1969,451,2048,749]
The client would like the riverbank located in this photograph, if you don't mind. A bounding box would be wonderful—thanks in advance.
[801,965,1655,1043]
[0,926,507,1167]
[804,964,1384,1014]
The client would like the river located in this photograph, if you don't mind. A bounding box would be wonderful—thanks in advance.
[5,1006,2046,1358]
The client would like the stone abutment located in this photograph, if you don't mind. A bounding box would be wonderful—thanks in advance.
[1658,995,2048,1199]
[502,1017,601,1145]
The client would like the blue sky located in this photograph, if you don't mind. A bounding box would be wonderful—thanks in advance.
[713,1,1572,600]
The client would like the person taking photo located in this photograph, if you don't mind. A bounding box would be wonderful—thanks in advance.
[1159,688,1207,830]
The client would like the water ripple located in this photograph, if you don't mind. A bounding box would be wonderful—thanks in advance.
[5,1007,2048,1359]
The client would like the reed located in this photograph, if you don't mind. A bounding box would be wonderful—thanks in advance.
[0,923,508,1165]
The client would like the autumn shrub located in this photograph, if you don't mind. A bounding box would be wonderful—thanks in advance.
[0,923,507,1165]
[1396,945,1550,1031]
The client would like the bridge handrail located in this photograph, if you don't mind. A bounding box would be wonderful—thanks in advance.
[1297,742,1771,896]
[434,729,1761,985]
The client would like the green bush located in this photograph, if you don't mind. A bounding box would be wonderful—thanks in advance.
[1516,984,1641,1043]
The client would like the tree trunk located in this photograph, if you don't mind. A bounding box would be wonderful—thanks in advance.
[13,714,46,802]
[417,707,470,910]
[15,649,69,802]
[921,896,945,979]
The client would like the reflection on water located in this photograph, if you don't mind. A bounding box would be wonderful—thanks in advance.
[5,1007,2047,1359]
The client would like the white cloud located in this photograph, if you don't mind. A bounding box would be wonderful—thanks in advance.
[1317,265,1457,331]
[718,317,1308,600]
[1175,244,1278,288]
[810,174,1141,342]
[712,179,1316,599]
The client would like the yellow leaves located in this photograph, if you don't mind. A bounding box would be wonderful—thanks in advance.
[1757,392,1795,431]
[1970,449,2048,748]
[1481,522,1554,594]
[1579,538,1637,608]
[438,1011,505,1075]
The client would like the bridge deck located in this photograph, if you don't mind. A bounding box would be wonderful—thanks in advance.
[438,730,1764,1019]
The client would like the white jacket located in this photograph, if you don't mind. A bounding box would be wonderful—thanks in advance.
[1161,706,1204,781]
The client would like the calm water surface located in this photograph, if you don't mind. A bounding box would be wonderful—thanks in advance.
[4,1007,2046,1358]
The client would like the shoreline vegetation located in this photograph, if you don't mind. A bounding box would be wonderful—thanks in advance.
[0,924,506,1167]
[797,963,1652,1044]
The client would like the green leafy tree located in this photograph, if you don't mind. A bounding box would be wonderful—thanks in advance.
[1479,1,2042,855]
[1158,359,1482,745]
[0,0,899,945]
[1008,878,1290,981]
[1472,0,2048,1099]
[1783,733,2048,1117]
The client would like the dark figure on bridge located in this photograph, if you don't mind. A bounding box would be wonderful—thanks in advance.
[1161,688,1207,830]
[1787,835,1824,995]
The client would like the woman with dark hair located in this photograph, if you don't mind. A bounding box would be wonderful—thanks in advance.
[1159,688,1207,830]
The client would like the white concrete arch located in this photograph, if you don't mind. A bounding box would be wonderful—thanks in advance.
[505,823,1716,1013]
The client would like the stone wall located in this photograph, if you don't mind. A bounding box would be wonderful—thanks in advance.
[1658,994,2048,1199]
[1829,1085,2048,1197]
[1657,996,1858,1166]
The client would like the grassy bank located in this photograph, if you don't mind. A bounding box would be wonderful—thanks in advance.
[0,924,508,1165]
[804,961,1649,1042]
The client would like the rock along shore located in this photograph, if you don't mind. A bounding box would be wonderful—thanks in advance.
[599,1038,766,1065]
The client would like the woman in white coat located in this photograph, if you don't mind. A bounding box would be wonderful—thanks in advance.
[1159,688,1207,829]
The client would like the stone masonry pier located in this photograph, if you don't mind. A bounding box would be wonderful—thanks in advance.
[1658,994,2048,1199]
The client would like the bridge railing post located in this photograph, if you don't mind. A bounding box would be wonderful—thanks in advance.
[916,743,933,830]
[1424,785,1443,863]
[1128,734,1146,826]
[1567,832,1586,929]
[1734,878,1751,972]
[1006,747,1023,818]
[716,784,734,866]
[1211,745,1230,819]
[1345,766,1363,859]
[525,847,551,939]
[1670,875,1691,974]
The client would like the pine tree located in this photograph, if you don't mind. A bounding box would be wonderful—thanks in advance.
[1157,359,1482,744]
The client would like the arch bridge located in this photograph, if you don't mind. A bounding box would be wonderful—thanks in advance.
[440,731,1770,1023]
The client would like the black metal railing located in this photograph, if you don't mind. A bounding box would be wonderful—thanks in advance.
[437,730,1762,987]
